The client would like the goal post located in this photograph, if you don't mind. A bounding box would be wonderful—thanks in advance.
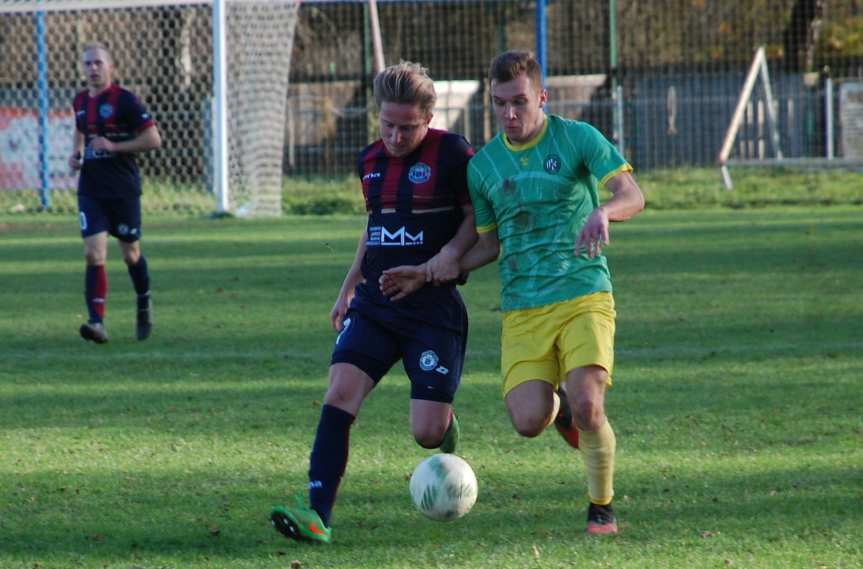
[0,0,300,217]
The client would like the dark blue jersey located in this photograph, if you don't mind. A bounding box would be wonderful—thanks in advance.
[73,84,155,197]
[352,129,474,332]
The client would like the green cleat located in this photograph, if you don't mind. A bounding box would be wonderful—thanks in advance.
[270,495,332,544]
[439,411,460,454]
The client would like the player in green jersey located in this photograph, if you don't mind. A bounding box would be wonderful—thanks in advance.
[380,50,645,535]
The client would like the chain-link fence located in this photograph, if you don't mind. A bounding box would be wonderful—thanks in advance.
[1,0,861,214]
[0,0,299,215]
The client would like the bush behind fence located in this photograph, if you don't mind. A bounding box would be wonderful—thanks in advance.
[1,0,861,214]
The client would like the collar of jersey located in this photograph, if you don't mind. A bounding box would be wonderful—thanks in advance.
[502,116,548,152]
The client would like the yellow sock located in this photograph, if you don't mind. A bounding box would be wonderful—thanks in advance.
[579,420,616,505]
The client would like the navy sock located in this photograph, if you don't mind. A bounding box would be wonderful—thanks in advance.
[308,404,355,527]
[127,255,150,308]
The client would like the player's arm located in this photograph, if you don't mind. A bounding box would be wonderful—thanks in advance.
[331,229,367,331]
[424,203,477,284]
[91,124,161,154]
[457,229,500,273]
[575,170,645,258]
[379,228,498,302]
[69,129,85,171]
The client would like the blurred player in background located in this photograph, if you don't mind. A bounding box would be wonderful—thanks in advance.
[270,61,476,544]
[381,50,645,535]
[69,42,161,343]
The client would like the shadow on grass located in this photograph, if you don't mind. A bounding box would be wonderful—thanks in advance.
[2,461,860,562]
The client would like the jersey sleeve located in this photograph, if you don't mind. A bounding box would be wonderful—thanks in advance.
[467,159,496,233]
[73,92,87,134]
[447,134,475,207]
[122,91,155,133]
[570,121,631,186]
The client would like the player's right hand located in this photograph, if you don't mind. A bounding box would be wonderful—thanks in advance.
[330,291,353,331]
[330,299,347,332]
[68,153,82,171]
[379,264,427,301]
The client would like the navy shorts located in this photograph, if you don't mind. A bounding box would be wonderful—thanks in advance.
[78,194,142,242]
[330,309,468,403]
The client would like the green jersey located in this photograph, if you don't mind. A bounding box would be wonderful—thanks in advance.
[467,115,631,311]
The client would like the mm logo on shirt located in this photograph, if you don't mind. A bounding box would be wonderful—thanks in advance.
[99,104,114,119]
[408,162,432,184]
[368,226,424,247]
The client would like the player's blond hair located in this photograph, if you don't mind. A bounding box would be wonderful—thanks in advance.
[488,50,543,89]
[81,41,112,63]
[373,61,437,117]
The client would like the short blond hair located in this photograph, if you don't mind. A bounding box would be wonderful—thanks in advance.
[373,61,436,116]
[82,41,112,62]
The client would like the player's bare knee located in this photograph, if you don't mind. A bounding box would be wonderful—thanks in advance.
[121,247,141,266]
[85,252,105,266]
[510,413,547,438]
[413,425,446,449]
[323,383,364,412]
[573,397,605,431]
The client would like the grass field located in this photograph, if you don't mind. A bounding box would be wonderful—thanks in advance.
[1,206,862,569]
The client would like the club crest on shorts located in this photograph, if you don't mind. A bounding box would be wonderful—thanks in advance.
[419,350,439,371]
[408,162,432,184]
[117,224,129,235]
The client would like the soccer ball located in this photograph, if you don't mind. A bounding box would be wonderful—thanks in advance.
[409,453,478,521]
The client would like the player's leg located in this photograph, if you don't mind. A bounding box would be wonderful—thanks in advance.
[558,292,618,534]
[78,196,110,343]
[402,304,467,453]
[410,400,458,451]
[504,380,557,437]
[114,196,152,340]
[564,365,617,534]
[500,305,559,437]
[271,311,398,543]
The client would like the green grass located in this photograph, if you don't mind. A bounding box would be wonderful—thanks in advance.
[2,165,861,216]
[1,207,862,568]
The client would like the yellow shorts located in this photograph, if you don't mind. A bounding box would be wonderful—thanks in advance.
[501,292,616,397]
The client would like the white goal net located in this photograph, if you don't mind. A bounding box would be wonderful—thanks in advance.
[0,0,300,216]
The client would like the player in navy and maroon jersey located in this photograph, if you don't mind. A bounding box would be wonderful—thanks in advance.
[271,62,477,544]
[69,42,161,344]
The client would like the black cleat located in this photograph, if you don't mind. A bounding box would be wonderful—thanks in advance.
[586,502,618,535]
[80,322,108,344]
[136,297,152,341]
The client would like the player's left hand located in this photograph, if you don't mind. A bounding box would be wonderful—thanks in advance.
[575,207,609,258]
[91,136,116,152]
[379,264,427,301]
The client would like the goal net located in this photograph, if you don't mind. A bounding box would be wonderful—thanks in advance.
[0,0,300,217]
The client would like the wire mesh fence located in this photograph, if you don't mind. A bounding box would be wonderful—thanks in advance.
[1,0,861,214]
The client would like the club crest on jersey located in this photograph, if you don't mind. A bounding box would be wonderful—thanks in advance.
[408,162,432,184]
[419,350,439,371]
[99,103,114,119]
[544,154,562,173]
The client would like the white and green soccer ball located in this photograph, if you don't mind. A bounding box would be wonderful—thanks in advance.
[409,453,478,521]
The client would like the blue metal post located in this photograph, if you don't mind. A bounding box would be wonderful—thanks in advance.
[36,7,51,208]
[535,0,547,81]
